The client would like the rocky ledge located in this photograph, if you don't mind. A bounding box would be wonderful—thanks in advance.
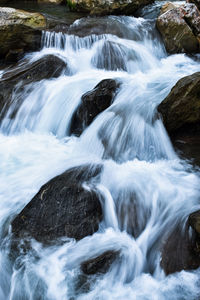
[0,7,47,61]
[158,72,200,136]
[156,2,200,54]
[66,0,154,15]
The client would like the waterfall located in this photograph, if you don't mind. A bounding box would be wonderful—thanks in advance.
[0,12,200,300]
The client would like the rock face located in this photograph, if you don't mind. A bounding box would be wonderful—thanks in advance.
[81,251,118,275]
[67,0,154,16]
[11,164,103,244]
[0,55,67,119]
[161,210,200,275]
[0,7,47,60]
[156,2,200,54]
[71,79,120,135]
[157,72,200,135]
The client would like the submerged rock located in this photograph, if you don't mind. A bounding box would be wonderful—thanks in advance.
[11,164,103,244]
[0,7,47,60]
[91,41,129,71]
[66,0,154,16]
[156,2,200,54]
[70,79,120,136]
[157,72,200,135]
[0,54,67,119]
[161,210,200,275]
[81,251,119,275]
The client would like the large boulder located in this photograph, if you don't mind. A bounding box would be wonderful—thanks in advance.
[0,54,67,119]
[0,7,47,60]
[68,16,147,39]
[156,2,200,54]
[66,0,154,16]
[11,164,103,244]
[157,72,200,135]
[70,79,120,136]
[161,210,200,275]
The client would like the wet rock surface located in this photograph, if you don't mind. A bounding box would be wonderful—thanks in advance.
[68,15,144,39]
[161,211,200,275]
[70,79,120,136]
[173,134,200,167]
[91,41,130,71]
[11,164,103,244]
[0,54,67,119]
[156,2,200,54]
[157,72,200,136]
[81,251,119,275]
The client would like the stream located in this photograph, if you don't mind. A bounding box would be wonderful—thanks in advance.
[0,3,200,299]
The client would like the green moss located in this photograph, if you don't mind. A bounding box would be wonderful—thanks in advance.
[66,0,77,10]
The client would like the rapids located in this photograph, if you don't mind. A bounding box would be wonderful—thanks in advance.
[0,8,200,300]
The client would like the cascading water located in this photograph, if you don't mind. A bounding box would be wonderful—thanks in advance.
[0,10,200,300]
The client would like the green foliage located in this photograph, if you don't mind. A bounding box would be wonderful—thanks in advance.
[66,0,76,10]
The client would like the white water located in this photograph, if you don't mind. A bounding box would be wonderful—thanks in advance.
[0,13,200,300]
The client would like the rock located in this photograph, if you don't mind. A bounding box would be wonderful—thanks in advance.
[38,0,64,4]
[182,3,200,37]
[11,164,103,244]
[91,41,129,71]
[68,16,138,39]
[5,49,24,64]
[173,134,200,167]
[81,251,118,275]
[188,0,200,11]
[70,79,120,136]
[156,2,200,54]
[189,210,200,234]
[66,0,154,16]
[0,54,67,119]
[0,7,47,60]
[157,72,200,135]
[161,211,200,275]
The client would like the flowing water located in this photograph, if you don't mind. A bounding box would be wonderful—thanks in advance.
[0,9,200,300]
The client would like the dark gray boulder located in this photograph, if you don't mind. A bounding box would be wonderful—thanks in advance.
[70,79,120,136]
[11,164,103,243]
[161,210,200,275]
[81,251,119,275]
